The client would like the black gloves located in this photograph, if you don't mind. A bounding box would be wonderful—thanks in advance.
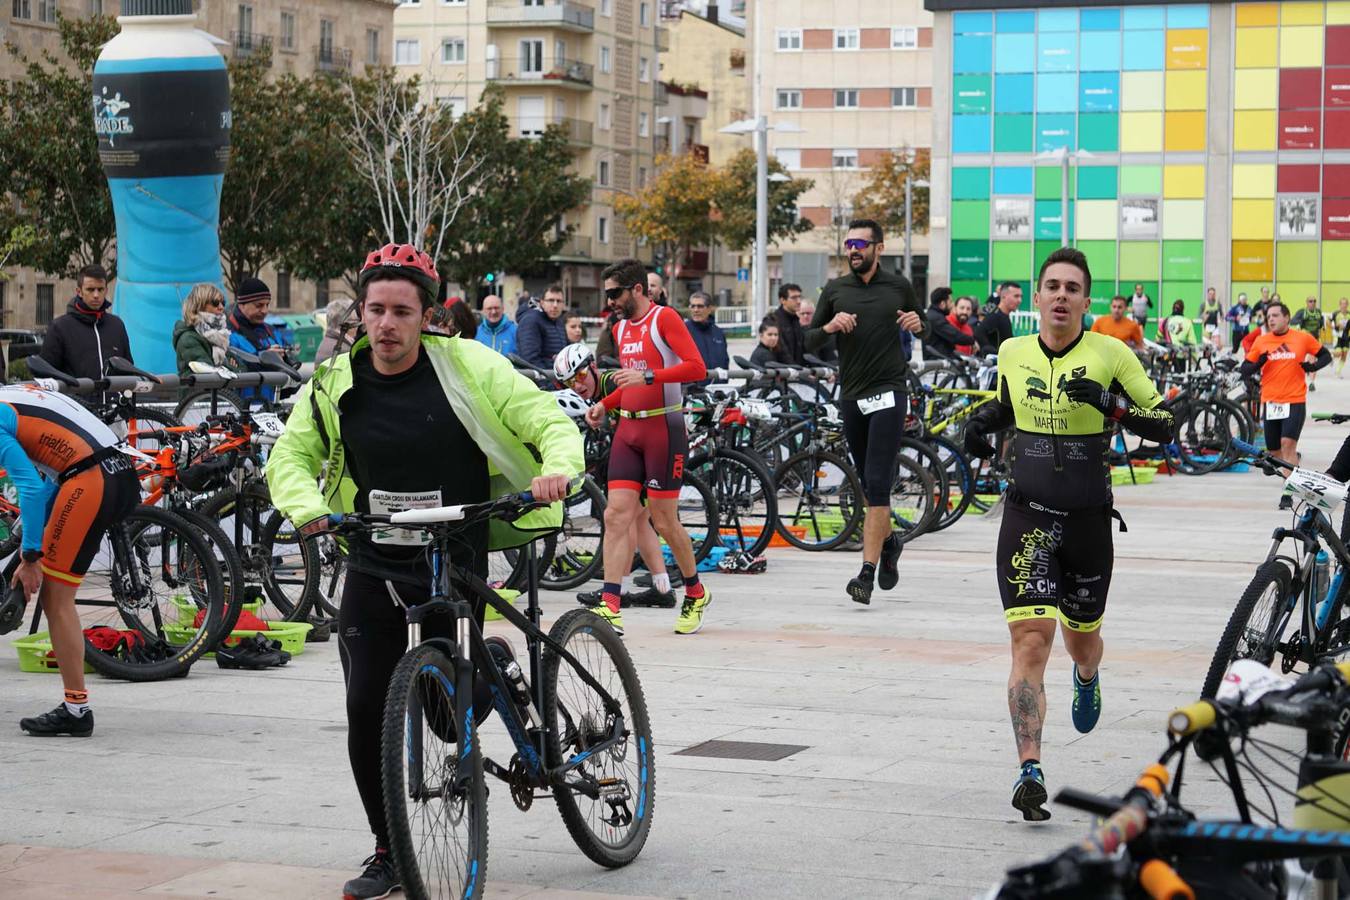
[964,426,996,459]
[1063,377,1118,415]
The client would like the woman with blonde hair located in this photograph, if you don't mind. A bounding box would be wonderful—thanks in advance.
[173,283,231,376]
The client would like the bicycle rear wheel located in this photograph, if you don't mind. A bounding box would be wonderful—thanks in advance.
[697,448,777,558]
[1201,561,1295,699]
[677,472,718,564]
[80,506,225,681]
[544,608,655,867]
[202,482,319,622]
[174,388,248,429]
[381,643,487,900]
[540,478,607,591]
[772,448,865,551]
[889,455,938,545]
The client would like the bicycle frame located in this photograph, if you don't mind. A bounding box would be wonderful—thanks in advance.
[1263,506,1350,668]
[413,529,631,801]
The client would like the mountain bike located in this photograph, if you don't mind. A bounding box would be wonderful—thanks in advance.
[1202,437,1350,699]
[329,487,653,900]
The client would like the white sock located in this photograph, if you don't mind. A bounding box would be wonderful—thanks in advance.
[653,572,671,593]
[63,689,89,716]
[620,575,634,593]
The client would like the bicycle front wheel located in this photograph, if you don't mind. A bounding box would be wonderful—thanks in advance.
[544,608,655,868]
[540,478,607,591]
[381,643,488,900]
[773,448,865,551]
[1201,561,1294,699]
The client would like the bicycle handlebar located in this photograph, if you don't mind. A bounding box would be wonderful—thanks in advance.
[1314,412,1350,424]
[1168,661,1350,737]
[1138,860,1194,900]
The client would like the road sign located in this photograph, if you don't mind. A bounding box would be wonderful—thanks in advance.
[736,268,749,282]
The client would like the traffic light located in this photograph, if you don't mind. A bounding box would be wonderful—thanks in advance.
[485,272,496,284]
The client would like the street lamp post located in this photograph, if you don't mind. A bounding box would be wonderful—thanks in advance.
[903,176,931,282]
[1035,147,1094,247]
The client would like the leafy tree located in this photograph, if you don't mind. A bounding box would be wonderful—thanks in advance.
[713,148,813,251]
[851,148,930,239]
[613,151,721,264]
[0,14,118,277]
[440,90,591,290]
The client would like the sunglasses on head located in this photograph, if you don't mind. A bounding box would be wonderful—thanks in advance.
[843,238,875,251]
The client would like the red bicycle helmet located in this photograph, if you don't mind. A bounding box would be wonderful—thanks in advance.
[358,243,440,303]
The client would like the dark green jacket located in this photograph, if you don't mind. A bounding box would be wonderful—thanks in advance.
[173,320,215,377]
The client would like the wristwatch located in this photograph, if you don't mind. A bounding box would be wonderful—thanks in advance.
[643,370,655,385]
[21,549,42,563]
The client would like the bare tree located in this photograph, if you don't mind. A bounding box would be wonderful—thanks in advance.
[821,168,858,277]
[342,70,486,260]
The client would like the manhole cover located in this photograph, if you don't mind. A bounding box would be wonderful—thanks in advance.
[674,740,808,761]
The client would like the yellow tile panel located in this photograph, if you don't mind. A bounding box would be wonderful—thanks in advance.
[1076,201,1117,241]
[1235,3,1279,27]
[1232,163,1276,198]
[1121,111,1164,152]
[1233,110,1277,151]
[1164,110,1206,152]
[1280,26,1324,67]
[1280,2,1324,25]
[1330,2,1350,25]
[1163,164,1206,198]
[1233,69,1278,110]
[1166,29,1208,70]
[1121,71,1164,112]
[1165,70,1207,110]
[1231,199,1275,241]
[1235,27,1278,68]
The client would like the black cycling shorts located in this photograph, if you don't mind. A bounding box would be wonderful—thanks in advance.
[1264,402,1307,449]
[996,497,1114,633]
[841,390,905,506]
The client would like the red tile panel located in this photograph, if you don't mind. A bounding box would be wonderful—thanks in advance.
[1327,67,1350,108]
[1279,110,1321,149]
[1326,165,1350,198]
[1329,26,1350,66]
[1280,68,1323,110]
[1325,200,1350,240]
[1328,110,1350,149]
[1278,164,1320,194]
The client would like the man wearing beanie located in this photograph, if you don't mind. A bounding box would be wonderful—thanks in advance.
[39,263,134,382]
[228,276,285,400]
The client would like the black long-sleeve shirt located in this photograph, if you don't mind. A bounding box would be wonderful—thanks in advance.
[974,309,1013,355]
[805,267,927,400]
[922,307,975,359]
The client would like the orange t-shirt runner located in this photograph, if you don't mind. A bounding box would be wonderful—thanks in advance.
[1245,329,1323,404]
[1091,315,1144,346]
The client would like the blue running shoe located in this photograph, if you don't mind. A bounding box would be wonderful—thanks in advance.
[1012,761,1050,822]
[1071,665,1101,734]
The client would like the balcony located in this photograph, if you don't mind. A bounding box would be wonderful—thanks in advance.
[486,0,594,33]
[553,233,594,260]
[486,56,593,88]
[521,116,593,147]
[315,46,351,74]
[231,31,273,62]
[654,136,709,162]
[655,25,670,51]
[655,81,668,105]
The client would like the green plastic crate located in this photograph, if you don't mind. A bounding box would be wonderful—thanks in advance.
[164,620,312,658]
[12,631,94,674]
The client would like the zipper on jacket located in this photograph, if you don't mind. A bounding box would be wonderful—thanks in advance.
[1049,356,1063,472]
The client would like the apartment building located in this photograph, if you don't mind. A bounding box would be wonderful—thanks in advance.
[662,2,747,305]
[749,1,935,299]
[0,0,396,328]
[393,0,668,313]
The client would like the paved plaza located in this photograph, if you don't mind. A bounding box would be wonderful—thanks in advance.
[3,375,1349,898]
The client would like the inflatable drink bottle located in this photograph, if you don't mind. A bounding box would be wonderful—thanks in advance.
[93,0,230,374]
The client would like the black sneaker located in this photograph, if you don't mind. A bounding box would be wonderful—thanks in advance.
[625,587,677,608]
[846,576,874,605]
[877,533,902,591]
[634,569,683,590]
[343,850,399,900]
[20,704,93,737]
[576,588,603,607]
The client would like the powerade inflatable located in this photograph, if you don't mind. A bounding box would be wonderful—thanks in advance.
[93,0,230,375]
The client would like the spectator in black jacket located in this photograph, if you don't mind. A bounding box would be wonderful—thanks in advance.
[771,282,806,364]
[749,318,786,367]
[516,283,569,369]
[39,263,134,380]
[923,287,975,359]
[798,300,837,362]
[685,291,728,375]
[973,280,1022,355]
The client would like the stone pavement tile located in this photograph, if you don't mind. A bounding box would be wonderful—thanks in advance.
[0,805,166,847]
[0,843,62,872]
[1,844,215,891]
[143,859,346,899]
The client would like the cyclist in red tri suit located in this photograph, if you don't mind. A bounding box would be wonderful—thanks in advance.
[0,385,139,737]
[583,258,710,635]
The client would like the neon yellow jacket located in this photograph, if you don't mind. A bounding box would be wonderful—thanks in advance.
[265,333,584,549]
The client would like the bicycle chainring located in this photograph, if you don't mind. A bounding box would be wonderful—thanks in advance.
[508,753,533,812]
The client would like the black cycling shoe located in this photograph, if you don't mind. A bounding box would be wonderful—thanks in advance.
[625,587,677,608]
[342,850,399,900]
[0,586,26,635]
[846,577,874,605]
[576,588,602,607]
[877,533,902,592]
[20,704,93,737]
[633,569,683,590]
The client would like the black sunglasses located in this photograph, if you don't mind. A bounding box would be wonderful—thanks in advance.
[843,238,875,251]
[604,286,628,300]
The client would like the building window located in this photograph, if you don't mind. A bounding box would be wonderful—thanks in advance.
[775,89,801,110]
[597,216,609,244]
[441,38,465,63]
[316,280,330,307]
[395,39,420,65]
[36,284,53,326]
[398,0,420,6]
[36,0,54,22]
[775,148,801,169]
[638,111,649,136]
[638,166,647,188]
[892,26,918,49]
[639,56,650,82]
[366,29,381,66]
[238,3,253,36]
[599,45,611,73]
[598,158,610,186]
[892,87,917,108]
[12,0,30,18]
[639,1,649,26]
[320,19,335,57]
[276,272,291,309]
[834,89,858,108]
[0,281,6,321]
[776,29,801,51]
[834,28,859,50]
[280,11,295,50]
[598,102,611,130]
[441,0,466,5]
[600,0,611,15]
[520,39,543,73]
[439,95,466,118]
[86,0,102,14]
[832,149,858,169]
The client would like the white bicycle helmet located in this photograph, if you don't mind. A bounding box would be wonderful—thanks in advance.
[554,342,594,382]
[552,388,591,419]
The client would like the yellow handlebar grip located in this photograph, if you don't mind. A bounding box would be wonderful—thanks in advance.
[1140,859,1195,900]
[1336,662,1350,682]
[1167,701,1216,736]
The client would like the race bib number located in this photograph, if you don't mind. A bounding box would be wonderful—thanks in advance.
[368,489,442,546]
[857,392,896,416]
[1217,658,1292,705]
[252,412,286,439]
[739,398,774,422]
[1266,402,1290,421]
[1283,468,1348,512]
